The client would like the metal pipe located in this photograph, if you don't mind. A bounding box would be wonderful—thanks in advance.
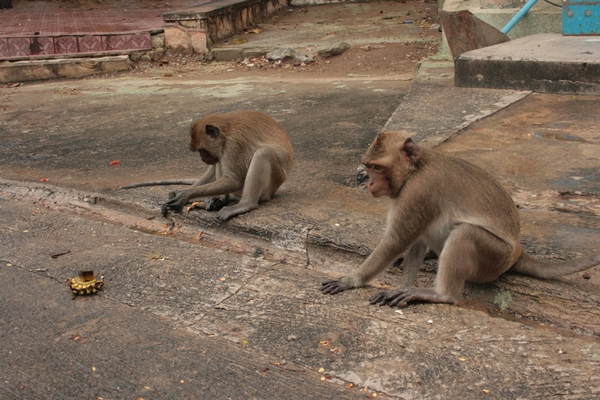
[501,0,539,34]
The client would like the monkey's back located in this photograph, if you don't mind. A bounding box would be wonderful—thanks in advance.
[413,149,521,250]
[221,110,294,169]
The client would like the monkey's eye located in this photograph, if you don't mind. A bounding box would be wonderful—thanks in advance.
[371,165,384,172]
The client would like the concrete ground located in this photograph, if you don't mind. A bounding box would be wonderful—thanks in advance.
[1,1,600,399]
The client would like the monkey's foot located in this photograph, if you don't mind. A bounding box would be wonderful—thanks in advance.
[321,280,354,295]
[369,287,454,307]
[215,203,257,221]
[205,197,228,211]
[69,270,104,296]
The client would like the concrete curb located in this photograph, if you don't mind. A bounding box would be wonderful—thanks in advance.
[0,55,132,84]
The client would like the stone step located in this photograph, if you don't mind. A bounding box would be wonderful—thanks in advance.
[454,33,600,94]
[163,0,287,54]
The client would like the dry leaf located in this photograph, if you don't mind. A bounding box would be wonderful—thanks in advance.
[186,201,204,212]
[190,231,204,244]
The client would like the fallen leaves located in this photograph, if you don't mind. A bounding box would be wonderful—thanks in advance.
[186,201,204,212]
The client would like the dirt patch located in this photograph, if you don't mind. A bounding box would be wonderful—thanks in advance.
[129,1,442,80]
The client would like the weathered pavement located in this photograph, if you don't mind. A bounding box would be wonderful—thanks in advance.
[1,68,600,399]
[1,2,600,399]
[1,190,600,399]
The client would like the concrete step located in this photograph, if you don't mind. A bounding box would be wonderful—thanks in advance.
[0,55,132,84]
[163,0,287,54]
[454,33,600,94]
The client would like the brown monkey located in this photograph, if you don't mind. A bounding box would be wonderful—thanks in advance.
[123,110,294,220]
[321,132,600,306]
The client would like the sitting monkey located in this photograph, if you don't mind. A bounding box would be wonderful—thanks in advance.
[322,132,599,306]
[122,110,294,220]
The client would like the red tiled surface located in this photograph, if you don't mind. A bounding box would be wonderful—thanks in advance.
[0,0,210,59]
[0,38,8,55]
[8,36,30,56]
[55,36,78,54]
[78,35,104,52]
[31,36,54,55]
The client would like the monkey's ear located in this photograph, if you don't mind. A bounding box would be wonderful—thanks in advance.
[205,124,221,139]
[400,138,421,165]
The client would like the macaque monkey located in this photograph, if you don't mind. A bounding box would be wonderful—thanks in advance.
[122,110,294,220]
[321,132,600,306]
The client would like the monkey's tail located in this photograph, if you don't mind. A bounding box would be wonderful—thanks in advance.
[121,179,196,189]
[510,251,600,279]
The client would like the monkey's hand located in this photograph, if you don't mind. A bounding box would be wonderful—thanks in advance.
[205,197,228,211]
[369,287,452,307]
[321,280,354,295]
[161,191,186,217]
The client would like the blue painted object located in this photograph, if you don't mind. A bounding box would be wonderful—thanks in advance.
[563,0,600,35]
[501,0,539,34]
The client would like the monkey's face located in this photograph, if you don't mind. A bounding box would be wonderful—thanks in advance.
[189,121,224,165]
[364,162,394,198]
[362,133,421,199]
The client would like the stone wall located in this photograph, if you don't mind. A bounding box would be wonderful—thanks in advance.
[163,0,289,54]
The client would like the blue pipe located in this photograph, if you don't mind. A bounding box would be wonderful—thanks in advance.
[501,0,539,34]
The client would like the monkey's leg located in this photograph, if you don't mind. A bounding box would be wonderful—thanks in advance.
[368,240,428,304]
[204,164,230,211]
[216,148,284,220]
[370,224,513,307]
[400,241,428,287]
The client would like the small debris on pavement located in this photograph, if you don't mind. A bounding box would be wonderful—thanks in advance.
[51,250,71,258]
[251,248,264,257]
[186,201,204,212]
[69,270,104,296]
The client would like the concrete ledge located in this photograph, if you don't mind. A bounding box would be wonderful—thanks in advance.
[455,34,600,94]
[442,0,562,40]
[0,55,132,83]
[163,0,288,54]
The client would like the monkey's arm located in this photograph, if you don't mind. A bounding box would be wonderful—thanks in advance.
[161,176,242,216]
[321,233,406,295]
[190,165,217,187]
